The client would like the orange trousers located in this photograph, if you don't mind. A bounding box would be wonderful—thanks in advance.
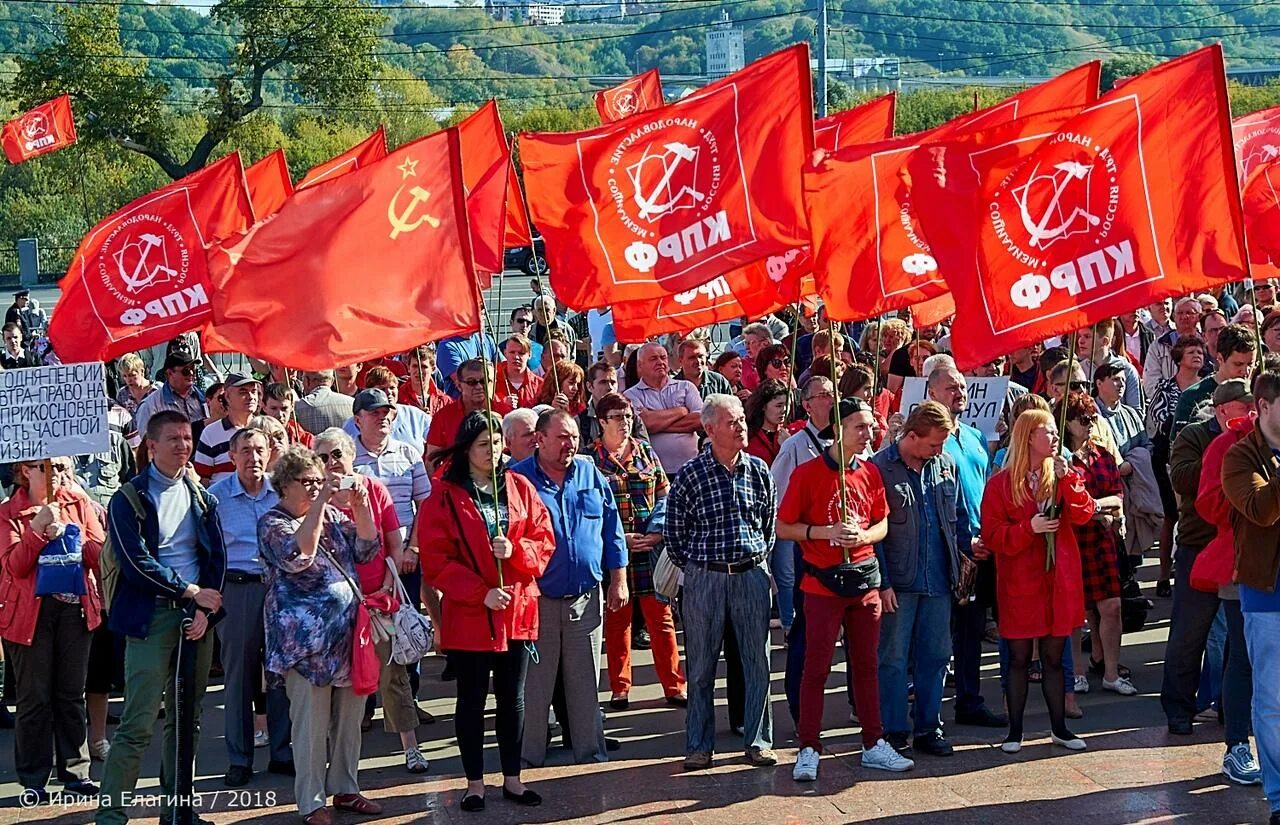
[603,595,686,697]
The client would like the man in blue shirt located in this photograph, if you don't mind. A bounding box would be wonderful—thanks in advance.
[208,428,292,787]
[436,330,498,398]
[870,401,973,759]
[927,368,1008,729]
[511,410,628,768]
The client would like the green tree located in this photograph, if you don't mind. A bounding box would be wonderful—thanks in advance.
[1100,54,1159,92]
[9,0,385,179]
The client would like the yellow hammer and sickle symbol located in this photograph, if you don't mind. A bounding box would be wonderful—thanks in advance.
[388,185,441,240]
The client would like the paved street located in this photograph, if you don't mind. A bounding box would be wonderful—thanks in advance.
[1,561,1273,824]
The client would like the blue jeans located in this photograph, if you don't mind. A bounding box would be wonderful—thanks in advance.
[772,539,797,629]
[878,592,951,737]
[682,565,773,754]
[1243,611,1280,813]
[1197,606,1226,712]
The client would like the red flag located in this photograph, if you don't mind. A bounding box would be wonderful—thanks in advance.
[1242,161,1280,269]
[504,163,533,248]
[244,149,294,223]
[2,94,77,164]
[910,293,956,329]
[806,62,1101,321]
[1232,105,1280,181]
[910,46,1246,371]
[49,153,254,362]
[204,129,481,370]
[609,248,807,342]
[295,127,387,191]
[457,101,513,280]
[520,44,814,308]
[815,92,896,151]
[595,68,665,124]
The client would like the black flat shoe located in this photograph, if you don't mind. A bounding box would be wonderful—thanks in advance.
[460,794,485,813]
[609,694,629,710]
[1156,581,1173,598]
[666,694,688,707]
[502,788,542,806]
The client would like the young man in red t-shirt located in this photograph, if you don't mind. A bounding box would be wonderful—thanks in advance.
[777,397,915,782]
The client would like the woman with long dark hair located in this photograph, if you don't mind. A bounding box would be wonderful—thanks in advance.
[419,411,556,812]
[981,409,1094,754]
[744,379,792,465]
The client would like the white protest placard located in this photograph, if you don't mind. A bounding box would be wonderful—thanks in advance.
[899,376,1010,441]
[0,363,110,463]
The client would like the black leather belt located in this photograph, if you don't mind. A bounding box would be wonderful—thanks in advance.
[225,570,264,584]
[691,555,764,575]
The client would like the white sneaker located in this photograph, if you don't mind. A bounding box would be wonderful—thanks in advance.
[89,739,110,762]
[1102,676,1138,696]
[405,747,430,774]
[862,739,915,772]
[1073,675,1091,694]
[1000,739,1022,754]
[792,746,820,782]
[253,730,269,749]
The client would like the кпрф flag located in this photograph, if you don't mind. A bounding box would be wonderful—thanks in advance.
[595,68,665,123]
[2,94,77,164]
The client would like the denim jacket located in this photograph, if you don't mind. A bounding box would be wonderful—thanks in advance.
[869,443,972,592]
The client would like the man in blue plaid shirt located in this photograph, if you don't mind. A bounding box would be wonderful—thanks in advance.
[663,393,777,771]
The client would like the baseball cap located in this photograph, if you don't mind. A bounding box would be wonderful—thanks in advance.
[353,388,396,414]
[1213,378,1254,406]
[818,397,872,440]
[162,347,198,371]
[224,372,260,388]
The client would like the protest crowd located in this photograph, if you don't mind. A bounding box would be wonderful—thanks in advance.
[2,39,1280,825]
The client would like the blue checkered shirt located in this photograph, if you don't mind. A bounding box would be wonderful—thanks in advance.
[663,447,776,567]
[207,474,280,575]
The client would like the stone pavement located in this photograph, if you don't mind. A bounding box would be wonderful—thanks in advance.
[2,567,1274,824]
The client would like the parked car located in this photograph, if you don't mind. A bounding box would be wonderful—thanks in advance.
[503,236,548,276]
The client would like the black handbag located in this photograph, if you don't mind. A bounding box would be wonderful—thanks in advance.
[807,556,881,598]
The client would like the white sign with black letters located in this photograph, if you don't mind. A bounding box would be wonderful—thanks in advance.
[0,362,110,462]
[899,376,1010,441]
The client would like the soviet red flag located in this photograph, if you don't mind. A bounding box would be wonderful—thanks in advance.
[805,61,1101,321]
[520,44,814,309]
[910,293,956,329]
[244,149,294,222]
[595,68,665,124]
[458,101,513,281]
[609,248,807,342]
[205,129,481,370]
[49,153,254,362]
[909,46,1246,371]
[504,163,532,248]
[2,94,77,164]
[815,92,896,151]
[295,127,387,191]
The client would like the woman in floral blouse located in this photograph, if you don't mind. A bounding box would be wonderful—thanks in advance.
[259,446,381,825]
[589,392,686,709]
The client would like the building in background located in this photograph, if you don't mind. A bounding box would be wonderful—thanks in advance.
[705,14,744,80]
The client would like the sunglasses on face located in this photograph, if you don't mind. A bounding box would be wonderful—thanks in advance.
[317,448,346,463]
[513,317,532,326]
[604,413,634,423]
[460,378,487,387]
[175,366,195,377]
[769,358,792,369]
[296,477,325,488]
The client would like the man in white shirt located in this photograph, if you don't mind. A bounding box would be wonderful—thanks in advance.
[623,343,704,475]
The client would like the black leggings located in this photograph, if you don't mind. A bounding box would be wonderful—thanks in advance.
[451,644,529,781]
[1005,635,1072,742]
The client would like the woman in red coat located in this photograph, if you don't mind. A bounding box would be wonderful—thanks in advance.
[981,408,1095,755]
[0,458,105,801]
[419,411,555,813]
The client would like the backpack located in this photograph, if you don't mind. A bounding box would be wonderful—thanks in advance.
[100,477,211,613]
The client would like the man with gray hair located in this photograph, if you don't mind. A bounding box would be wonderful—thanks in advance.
[502,407,539,462]
[664,394,778,770]
[295,369,354,435]
[624,342,703,474]
[738,322,775,390]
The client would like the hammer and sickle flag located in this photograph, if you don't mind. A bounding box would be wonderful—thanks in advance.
[908,46,1246,371]
[595,68,665,124]
[205,128,481,370]
[805,60,1101,323]
[50,153,254,363]
[815,92,896,151]
[520,44,814,309]
[2,94,77,164]
[243,149,294,222]
[295,127,387,191]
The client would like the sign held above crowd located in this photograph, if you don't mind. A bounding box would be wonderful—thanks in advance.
[0,363,109,463]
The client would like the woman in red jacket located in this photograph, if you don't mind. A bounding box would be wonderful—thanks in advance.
[419,411,556,813]
[0,457,105,802]
[981,408,1094,755]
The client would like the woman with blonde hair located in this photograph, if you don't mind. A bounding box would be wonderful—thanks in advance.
[981,409,1094,754]
[114,353,158,414]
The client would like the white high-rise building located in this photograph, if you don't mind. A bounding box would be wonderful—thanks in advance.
[705,14,744,80]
